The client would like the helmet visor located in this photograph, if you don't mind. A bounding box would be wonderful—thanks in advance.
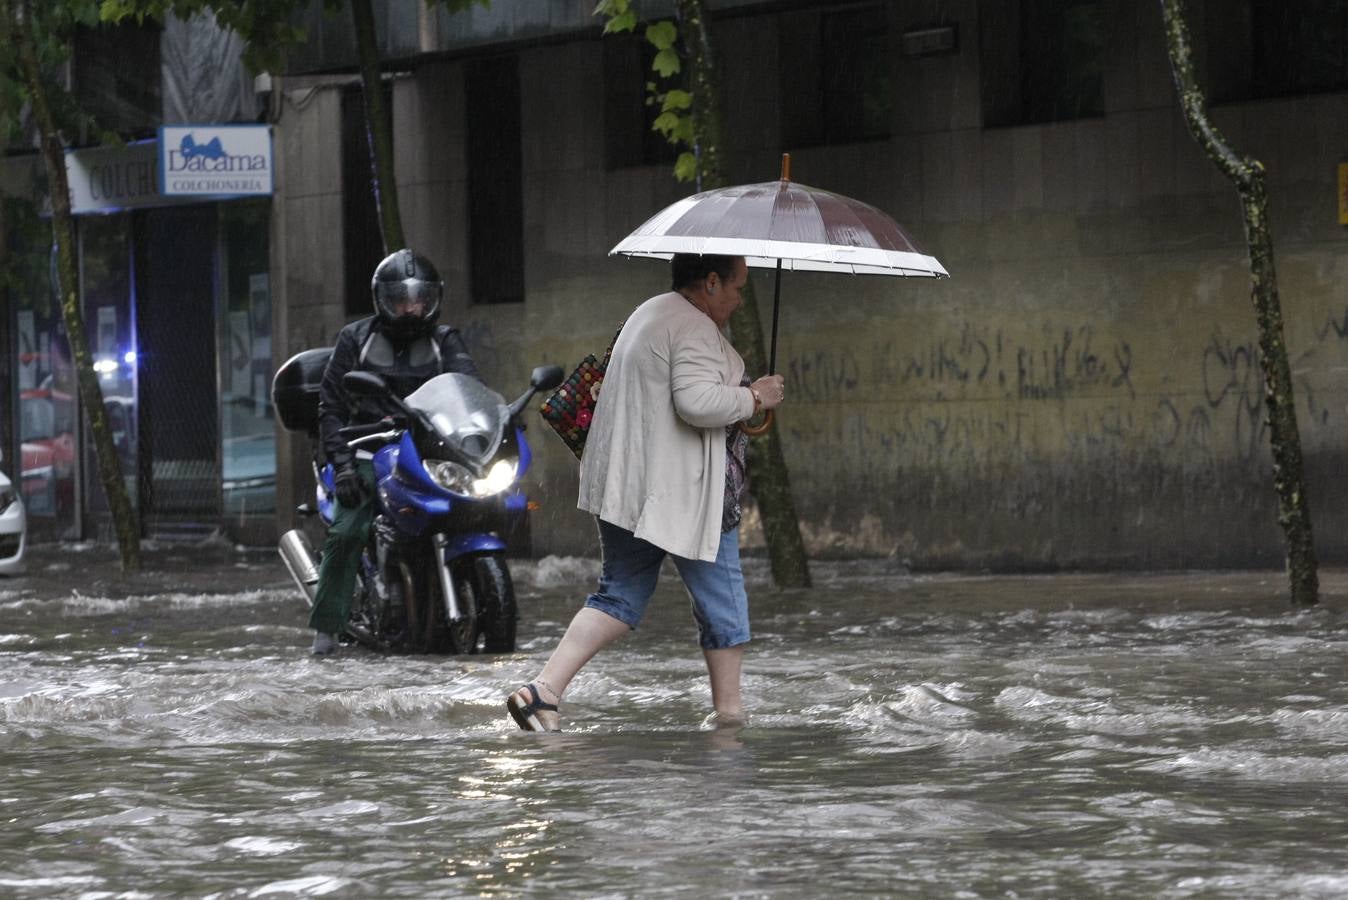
[381,279,442,318]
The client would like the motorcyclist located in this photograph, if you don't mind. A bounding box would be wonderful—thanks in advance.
[309,248,482,655]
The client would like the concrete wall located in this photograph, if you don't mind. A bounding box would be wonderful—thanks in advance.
[271,1,1348,569]
[270,80,347,527]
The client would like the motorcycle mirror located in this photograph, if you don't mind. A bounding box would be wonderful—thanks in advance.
[531,365,565,393]
[343,370,389,396]
[507,363,566,419]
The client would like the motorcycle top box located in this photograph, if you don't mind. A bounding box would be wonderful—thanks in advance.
[272,347,333,434]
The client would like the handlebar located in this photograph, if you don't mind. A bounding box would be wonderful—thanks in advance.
[338,418,405,450]
[338,418,401,439]
[347,430,402,448]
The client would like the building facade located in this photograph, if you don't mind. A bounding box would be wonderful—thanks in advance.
[269,0,1348,569]
[5,0,1348,570]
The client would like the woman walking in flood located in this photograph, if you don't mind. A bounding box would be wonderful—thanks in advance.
[507,253,786,731]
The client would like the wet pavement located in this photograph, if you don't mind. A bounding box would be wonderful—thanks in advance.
[15,537,1348,612]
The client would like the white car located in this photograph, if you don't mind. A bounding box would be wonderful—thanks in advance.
[0,450,26,575]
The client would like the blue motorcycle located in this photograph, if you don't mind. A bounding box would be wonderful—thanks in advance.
[276,355,563,654]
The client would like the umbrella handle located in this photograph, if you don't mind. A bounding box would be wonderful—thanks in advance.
[738,409,774,436]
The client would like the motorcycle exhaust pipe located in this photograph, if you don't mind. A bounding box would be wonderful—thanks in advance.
[279,528,319,608]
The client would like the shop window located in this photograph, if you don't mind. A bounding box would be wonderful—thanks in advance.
[79,215,137,522]
[342,86,390,317]
[780,5,891,148]
[7,198,79,538]
[73,21,162,138]
[981,0,1105,128]
[465,55,525,305]
[219,200,276,529]
[603,34,681,170]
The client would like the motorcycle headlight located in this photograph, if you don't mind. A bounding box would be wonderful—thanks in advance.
[0,486,14,514]
[423,457,517,498]
[471,458,518,498]
[424,459,475,495]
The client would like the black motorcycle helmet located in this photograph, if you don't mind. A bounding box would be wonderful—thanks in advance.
[371,248,443,340]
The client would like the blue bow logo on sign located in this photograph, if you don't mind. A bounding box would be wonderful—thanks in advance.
[179,134,227,161]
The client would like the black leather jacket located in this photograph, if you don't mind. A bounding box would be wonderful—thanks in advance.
[318,316,481,468]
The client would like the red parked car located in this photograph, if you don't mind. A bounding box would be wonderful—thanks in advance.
[19,385,76,517]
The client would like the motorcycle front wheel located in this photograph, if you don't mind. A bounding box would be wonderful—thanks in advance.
[425,554,517,654]
[473,555,517,654]
[425,555,478,655]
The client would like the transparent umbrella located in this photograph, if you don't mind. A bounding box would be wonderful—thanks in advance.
[610,154,948,393]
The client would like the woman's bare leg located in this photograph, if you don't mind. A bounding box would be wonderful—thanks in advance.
[703,645,745,725]
[511,607,630,730]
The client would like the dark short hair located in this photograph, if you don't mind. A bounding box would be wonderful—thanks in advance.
[670,253,739,291]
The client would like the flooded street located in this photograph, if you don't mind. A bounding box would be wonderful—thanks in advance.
[2,550,1346,897]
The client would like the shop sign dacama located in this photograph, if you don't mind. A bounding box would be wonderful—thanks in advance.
[159,125,274,197]
[63,127,273,214]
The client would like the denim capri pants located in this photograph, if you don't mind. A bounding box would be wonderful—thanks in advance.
[584,518,750,650]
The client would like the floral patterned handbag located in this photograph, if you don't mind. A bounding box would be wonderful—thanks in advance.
[538,321,624,460]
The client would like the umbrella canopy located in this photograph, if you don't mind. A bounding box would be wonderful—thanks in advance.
[609,155,947,432]
[610,178,948,278]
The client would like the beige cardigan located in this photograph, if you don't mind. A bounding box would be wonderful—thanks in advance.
[577,291,755,561]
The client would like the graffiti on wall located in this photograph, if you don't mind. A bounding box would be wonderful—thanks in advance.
[1014,326,1134,402]
[781,314,1348,486]
[786,322,1136,405]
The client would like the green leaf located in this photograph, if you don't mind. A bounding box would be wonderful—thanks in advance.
[602,10,637,33]
[673,116,694,145]
[651,110,682,138]
[99,0,130,20]
[661,89,692,111]
[645,20,677,50]
[674,151,698,183]
[651,47,680,78]
[596,0,636,34]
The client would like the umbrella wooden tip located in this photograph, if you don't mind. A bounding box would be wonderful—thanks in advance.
[780,153,791,182]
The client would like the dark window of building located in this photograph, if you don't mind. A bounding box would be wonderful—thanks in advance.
[342,86,388,317]
[603,35,681,170]
[780,5,891,148]
[72,21,162,138]
[1249,0,1348,97]
[981,0,1105,128]
[465,55,524,305]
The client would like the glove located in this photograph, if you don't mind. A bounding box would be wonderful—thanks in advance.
[333,464,364,509]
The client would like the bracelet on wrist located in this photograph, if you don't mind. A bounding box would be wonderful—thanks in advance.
[750,386,762,414]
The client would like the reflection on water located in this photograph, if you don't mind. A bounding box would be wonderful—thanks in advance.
[1,559,1346,897]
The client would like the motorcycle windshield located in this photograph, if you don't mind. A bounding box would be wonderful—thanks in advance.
[404,373,510,462]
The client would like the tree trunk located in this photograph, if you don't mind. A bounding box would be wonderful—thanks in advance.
[10,0,141,571]
[675,0,811,588]
[1160,0,1317,605]
[351,0,404,253]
